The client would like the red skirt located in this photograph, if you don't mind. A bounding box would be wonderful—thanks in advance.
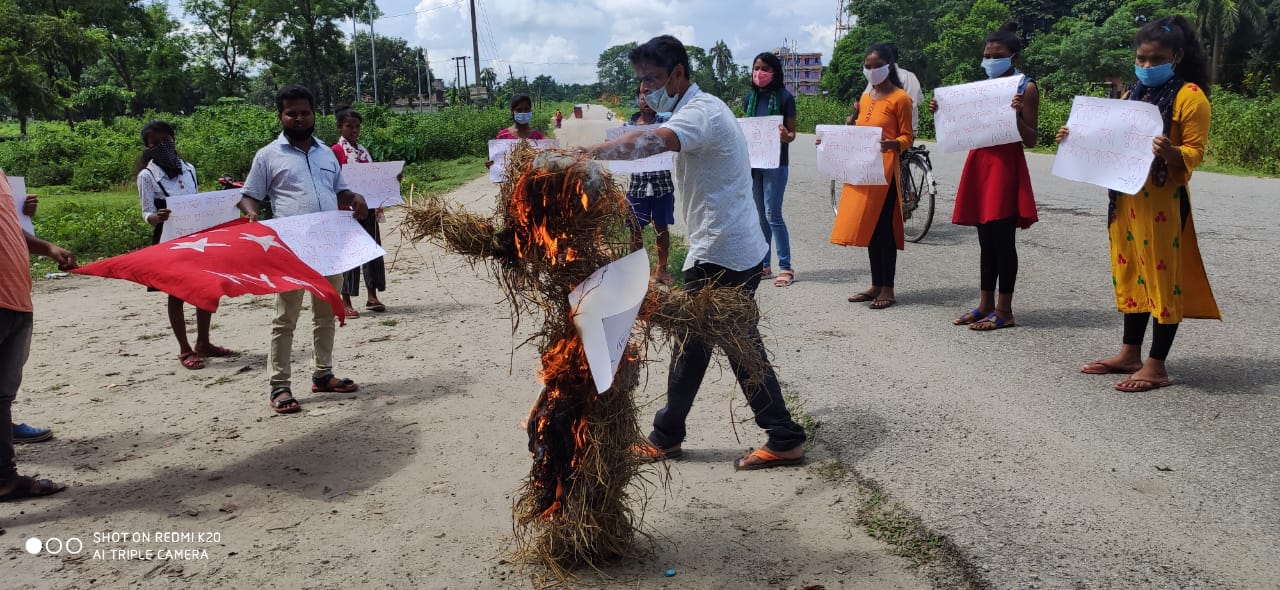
[952,142,1038,229]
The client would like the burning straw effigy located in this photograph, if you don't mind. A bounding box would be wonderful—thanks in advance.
[401,143,769,582]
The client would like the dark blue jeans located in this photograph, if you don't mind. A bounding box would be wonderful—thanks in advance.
[0,308,33,482]
[751,167,792,271]
[649,262,806,452]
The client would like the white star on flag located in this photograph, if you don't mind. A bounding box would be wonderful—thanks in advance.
[240,233,283,252]
[170,238,230,253]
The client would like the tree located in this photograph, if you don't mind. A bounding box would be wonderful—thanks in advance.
[0,0,61,134]
[596,42,637,98]
[478,67,497,95]
[710,41,733,85]
[184,0,259,98]
[924,0,1012,86]
[91,4,192,114]
[254,0,362,112]
[822,21,893,103]
[1190,0,1265,86]
[1026,0,1177,98]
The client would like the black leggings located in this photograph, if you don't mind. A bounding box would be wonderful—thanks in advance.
[867,185,898,288]
[1123,313,1179,361]
[976,217,1018,294]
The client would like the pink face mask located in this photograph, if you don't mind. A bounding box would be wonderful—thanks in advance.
[752,70,774,87]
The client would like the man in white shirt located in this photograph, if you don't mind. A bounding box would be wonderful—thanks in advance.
[586,35,806,470]
[850,43,924,133]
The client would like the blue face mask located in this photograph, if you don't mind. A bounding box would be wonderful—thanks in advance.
[1135,62,1175,87]
[513,112,533,125]
[981,57,1013,78]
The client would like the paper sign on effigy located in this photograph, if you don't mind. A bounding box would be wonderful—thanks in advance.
[159,189,243,243]
[342,160,405,208]
[737,115,783,169]
[1051,96,1162,194]
[262,210,385,276]
[489,139,561,183]
[600,124,675,174]
[9,176,33,235]
[815,125,887,186]
[568,249,650,394]
[933,75,1022,153]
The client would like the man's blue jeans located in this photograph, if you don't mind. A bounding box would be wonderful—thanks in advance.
[751,166,792,271]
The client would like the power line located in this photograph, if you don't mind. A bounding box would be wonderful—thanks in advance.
[376,0,465,21]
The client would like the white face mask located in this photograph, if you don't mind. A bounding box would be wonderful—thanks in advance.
[863,64,891,86]
[643,71,680,114]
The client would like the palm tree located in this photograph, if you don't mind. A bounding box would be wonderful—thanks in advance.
[478,67,498,94]
[1191,0,1264,86]
[709,40,734,87]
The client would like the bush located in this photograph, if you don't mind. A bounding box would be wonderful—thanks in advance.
[32,200,150,262]
[1206,87,1280,174]
[795,95,851,133]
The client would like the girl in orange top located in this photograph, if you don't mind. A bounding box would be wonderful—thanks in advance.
[828,43,914,309]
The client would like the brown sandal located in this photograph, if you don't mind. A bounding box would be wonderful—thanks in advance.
[179,351,204,370]
[773,270,795,287]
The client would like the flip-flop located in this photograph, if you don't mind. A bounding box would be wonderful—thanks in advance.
[179,351,205,370]
[952,308,986,325]
[365,303,386,312]
[735,447,805,471]
[1114,378,1173,392]
[869,298,896,310]
[848,292,876,303]
[631,443,682,463]
[969,312,1015,331]
[269,387,301,414]
[0,476,67,502]
[343,307,361,318]
[1081,360,1142,375]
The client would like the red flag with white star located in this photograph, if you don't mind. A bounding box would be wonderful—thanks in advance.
[71,218,345,323]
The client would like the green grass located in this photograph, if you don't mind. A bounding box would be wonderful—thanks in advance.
[379,318,398,327]
[401,157,489,197]
[636,227,689,287]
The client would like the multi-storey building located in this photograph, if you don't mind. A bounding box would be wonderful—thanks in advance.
[773,48,824,96]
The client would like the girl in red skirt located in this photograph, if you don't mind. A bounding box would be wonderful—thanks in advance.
[931,22,1040,330]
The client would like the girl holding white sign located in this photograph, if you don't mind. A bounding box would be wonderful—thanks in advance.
[742,52,798,287]
[135,121,233,370]
[828,43,914,310]
[930,21,1040,331]
[331,106,388,316]
[1057,16,1220,393]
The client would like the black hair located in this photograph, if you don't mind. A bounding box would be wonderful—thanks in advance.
[629,35,691,79]
[752,52,786,90]
[866,43,904,89]
[334,105,362,125]
[509,94,532,111]
[1134,15,1210,95]
[881,43,901,63]
[140,120,176,146]
[984,21,1023,55]
[275,84,315,114]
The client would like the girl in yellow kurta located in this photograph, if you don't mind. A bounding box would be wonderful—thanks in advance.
[1057,15,1220,392]
[829,43,914,309]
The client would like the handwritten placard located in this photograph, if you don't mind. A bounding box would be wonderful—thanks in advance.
[1051,96,1162,194]
[488,139,560,183]
[159,189,243,242]
[600,124,675,174]
[933,75,1022,153]
[568,249,650,394]
[815,125,887,186]
[342,160,405,208]
[737,115,783,169]
[262,210,385,277]
[8,176,33,235]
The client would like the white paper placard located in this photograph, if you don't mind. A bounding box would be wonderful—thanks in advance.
[9,176,33,235]
[933,75,1023,153]
[488,139,560,183]
[262,210,385,277]
[567,249,650,394]
[815,125,887,186]
[1051,96,1162,194]
[159,189,243,242]
[342,160,405,208]
[737,115,783,169]
[600,124,675,174]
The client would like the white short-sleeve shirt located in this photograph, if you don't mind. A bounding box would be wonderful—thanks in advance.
[241,133,349,218]
[136,161,198,223]
[660,84,768,272]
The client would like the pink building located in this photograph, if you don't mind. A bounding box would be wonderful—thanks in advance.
[774,48,823,96]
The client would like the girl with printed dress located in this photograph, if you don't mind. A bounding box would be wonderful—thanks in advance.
[931,22,1040,331]
[331,107,387,317]
[136,121,233,370]
[1057,15,1220,392]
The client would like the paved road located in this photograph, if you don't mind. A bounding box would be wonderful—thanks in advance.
[751,135,1279,589]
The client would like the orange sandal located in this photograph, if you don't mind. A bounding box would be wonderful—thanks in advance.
[734,447,804,471]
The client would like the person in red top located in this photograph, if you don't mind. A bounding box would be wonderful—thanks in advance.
[330,106,387,317]
[554,109,563,129]
[0,169,76,502]
[497,94,545,140]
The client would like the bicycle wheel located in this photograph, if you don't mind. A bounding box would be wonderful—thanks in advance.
[899,154,936,242]
[830,179,840,215]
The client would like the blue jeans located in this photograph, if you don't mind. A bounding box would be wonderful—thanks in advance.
[751,167,791,270]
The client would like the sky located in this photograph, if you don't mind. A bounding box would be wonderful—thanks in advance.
[163,0,842,85]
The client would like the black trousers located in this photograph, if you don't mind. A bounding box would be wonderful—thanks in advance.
[1123,313,1179,360]
[341,213,385,297]
[867,185,898,288]
[649,261,807,452]
[977,217,1018,294]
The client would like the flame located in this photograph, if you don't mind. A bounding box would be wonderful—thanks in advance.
[526,336,594,520]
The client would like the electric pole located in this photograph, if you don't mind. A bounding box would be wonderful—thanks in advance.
[369,2,379,105]
[352,10,361,101]
[470,0,481,103]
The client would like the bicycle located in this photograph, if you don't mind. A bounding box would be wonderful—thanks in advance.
[830,144,937,242]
